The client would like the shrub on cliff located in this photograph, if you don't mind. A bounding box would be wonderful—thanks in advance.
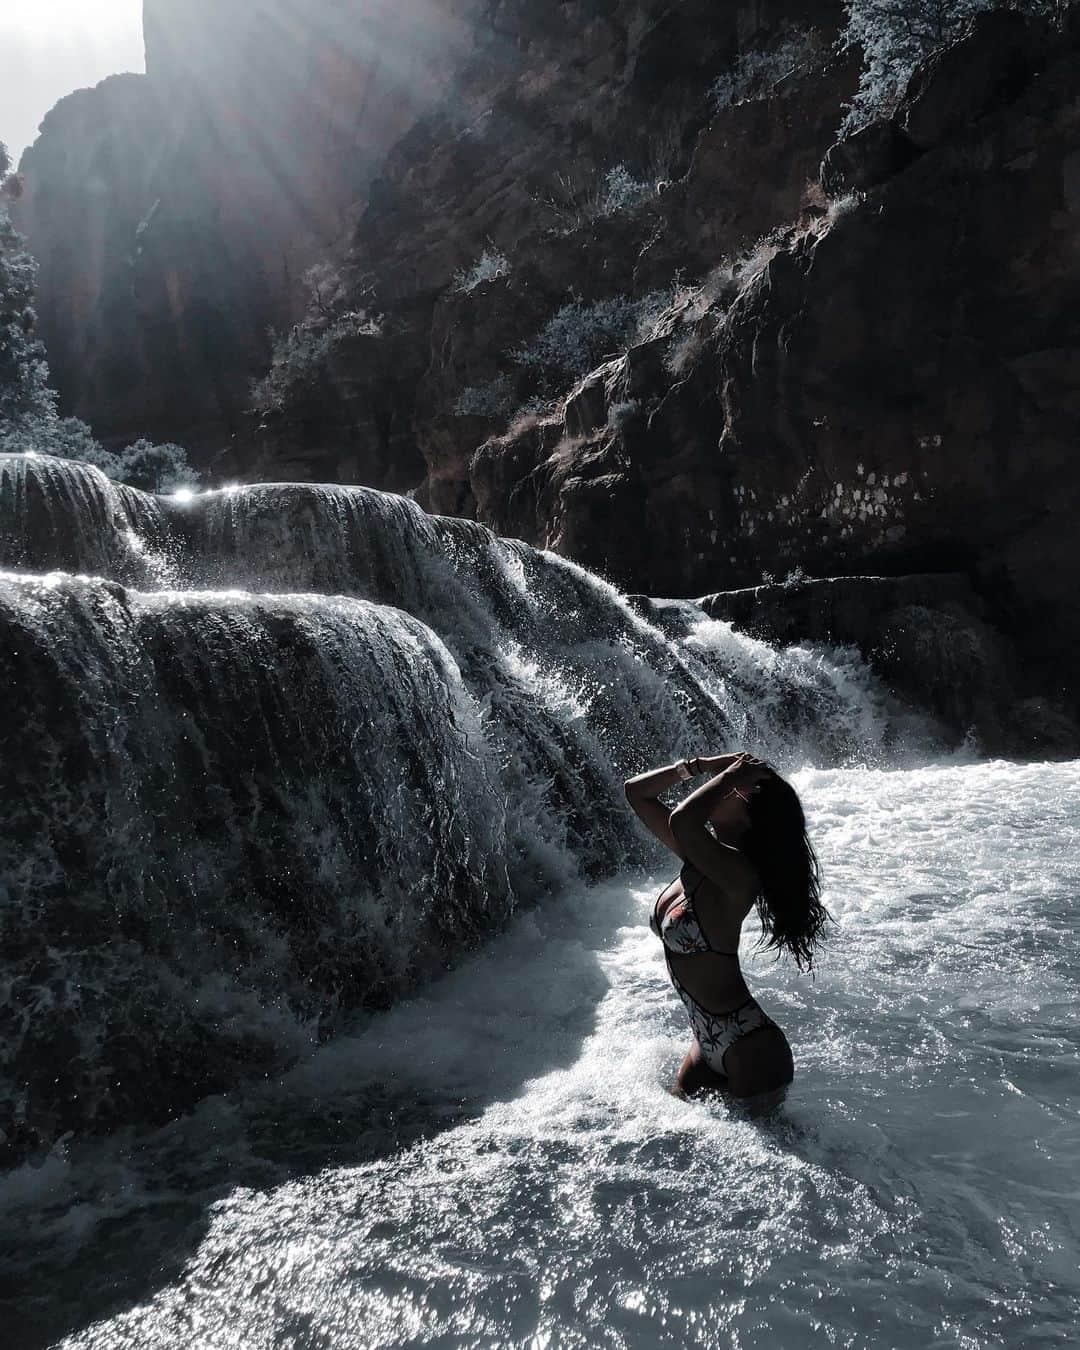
[252,311,382,414]
[712,28,823,108]
[595,165,654,217]
[512,291,670,387]
[540,165,656,234]
[452,248,511,294]
[453,374,514,418]
[251,261,384,415]
[251,310,382,414]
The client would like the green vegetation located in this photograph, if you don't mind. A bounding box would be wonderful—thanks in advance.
[0,141,200,492]
[539,163,657,235]
[711,29,823,108]
[453,374,514,418]
[251,262,382,414]
[0,143,55,428]
[454,289,672,423]
[512,291,670,383]
[451,248,511,295]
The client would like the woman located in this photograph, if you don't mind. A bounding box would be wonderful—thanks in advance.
[624,751,828,1100]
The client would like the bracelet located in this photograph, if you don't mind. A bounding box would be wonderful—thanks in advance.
[675,759,692,781]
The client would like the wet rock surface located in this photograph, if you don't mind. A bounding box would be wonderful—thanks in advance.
[688,575,1078,759]
[4,454,923,1162]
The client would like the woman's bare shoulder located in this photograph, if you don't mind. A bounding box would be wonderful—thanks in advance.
[681,850,758,909]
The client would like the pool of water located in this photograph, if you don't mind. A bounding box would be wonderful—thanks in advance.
[3,760,1078,1349]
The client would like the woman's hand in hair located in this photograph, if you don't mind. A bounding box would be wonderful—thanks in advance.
[696,752,751,775]
[721,752,774,793]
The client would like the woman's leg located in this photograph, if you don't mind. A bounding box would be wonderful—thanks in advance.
[672,1041,727,1099]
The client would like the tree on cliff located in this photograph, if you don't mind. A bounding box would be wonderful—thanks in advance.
[0,139,199,491]
[844,0,1065,126]
[0,142,56,426]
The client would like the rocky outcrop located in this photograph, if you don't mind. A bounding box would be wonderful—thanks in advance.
[686,575,1078,758]
[819,118,915,196]
[15,4,1080,750]
[465,11,1080,740]
[16,1,852,479]
[898,8,1050,151]
[13,0,482,454]
[241,0,852,497]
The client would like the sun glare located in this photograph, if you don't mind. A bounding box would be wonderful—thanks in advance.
[2,0,145,161]
[6,1,142,33]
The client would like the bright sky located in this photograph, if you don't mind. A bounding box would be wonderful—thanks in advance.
[1,0,145,165]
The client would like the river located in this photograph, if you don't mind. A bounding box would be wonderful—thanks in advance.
[1,455,1076,1347]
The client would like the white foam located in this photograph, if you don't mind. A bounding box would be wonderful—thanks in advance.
[19,760,1079,1350]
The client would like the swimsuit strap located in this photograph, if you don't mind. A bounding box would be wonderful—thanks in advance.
[649,862,740,958]
[681,862,740,957]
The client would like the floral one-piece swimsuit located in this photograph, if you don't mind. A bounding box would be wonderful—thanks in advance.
[650,860,776,1075]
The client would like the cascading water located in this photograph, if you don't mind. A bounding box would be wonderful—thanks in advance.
[0,454,177,587]
[0,454,929,1164]
[6,454,1073,1350]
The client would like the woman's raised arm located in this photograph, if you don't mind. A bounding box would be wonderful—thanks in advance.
[624,753,743,856]
[669,754,771,895]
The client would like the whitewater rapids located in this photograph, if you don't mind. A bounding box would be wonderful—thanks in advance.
[1,455,1076,1346]
[2,760,1077,1348]
[0,454,930,1162]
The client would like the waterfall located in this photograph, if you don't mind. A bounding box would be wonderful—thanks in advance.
[0,453,177,587]
[0,455,935,1162]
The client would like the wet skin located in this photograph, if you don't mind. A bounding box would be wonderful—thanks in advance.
[666,766,796,1100]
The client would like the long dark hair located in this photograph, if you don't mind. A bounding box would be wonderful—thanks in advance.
[738,774,831,971]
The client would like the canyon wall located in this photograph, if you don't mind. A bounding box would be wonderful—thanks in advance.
[12,0,481,453]
[467,12,1080,733]
[12,4,1079,740]
[13,1,849,468]
[243,0,852,487]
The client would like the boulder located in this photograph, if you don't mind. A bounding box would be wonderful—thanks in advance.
[692,574,1078,757]
[900,10,1044,151]
[820,118,916,197]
